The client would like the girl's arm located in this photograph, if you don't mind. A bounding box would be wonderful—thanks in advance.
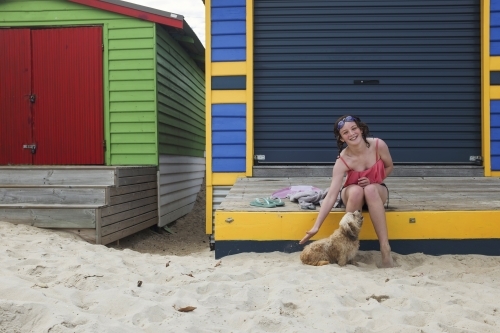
[378,139,394,177]
[299,160,347,244]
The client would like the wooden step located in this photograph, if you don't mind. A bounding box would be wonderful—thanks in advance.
[0,186,108,205]
[0,205,98,228]
[0,167,116,186]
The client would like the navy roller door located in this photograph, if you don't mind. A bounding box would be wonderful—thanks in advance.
[253,0,481,164]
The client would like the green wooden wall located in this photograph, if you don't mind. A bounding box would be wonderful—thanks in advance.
[0,0,158,165]
[156,26,205,158]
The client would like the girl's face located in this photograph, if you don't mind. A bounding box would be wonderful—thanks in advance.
[339,121,362,145]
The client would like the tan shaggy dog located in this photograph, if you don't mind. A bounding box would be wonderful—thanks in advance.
[300,210,364,266]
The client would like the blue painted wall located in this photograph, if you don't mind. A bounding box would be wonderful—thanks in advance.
[211,0,246,61]
[212,104,246,172]
[492,1,500,170]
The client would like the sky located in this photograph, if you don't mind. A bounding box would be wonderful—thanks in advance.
[126,0,206,46]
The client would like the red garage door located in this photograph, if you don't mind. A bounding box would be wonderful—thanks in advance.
[0,27,104,165]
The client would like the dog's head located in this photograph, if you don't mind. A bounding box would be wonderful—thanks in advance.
[339,210,363,240]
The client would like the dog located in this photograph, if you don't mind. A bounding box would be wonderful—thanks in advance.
[300,210,364,266]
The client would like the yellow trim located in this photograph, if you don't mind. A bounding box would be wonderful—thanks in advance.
[205,0,213,187]
[212,173,245,185]
[490,57,500,70]
[215,211,500,241]
[490,86,500,99]
[483,0,492,176]
[212,62,247,76]
[206,185,213,234]
[212,90,247,103]
[246,0,254,177]
[492,171,500,176]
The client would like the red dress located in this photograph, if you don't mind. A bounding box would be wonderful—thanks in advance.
[338,139,386,187]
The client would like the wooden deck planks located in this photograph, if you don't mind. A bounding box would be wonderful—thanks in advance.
[217,177,500,212]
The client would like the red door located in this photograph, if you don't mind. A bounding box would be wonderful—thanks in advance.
[0,27,104,165]
[0,29,33,164]
[32,27,104,165]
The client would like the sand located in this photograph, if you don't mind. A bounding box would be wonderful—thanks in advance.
[1,182,500,333]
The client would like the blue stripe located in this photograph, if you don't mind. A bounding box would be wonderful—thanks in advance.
[492,27,500,41]
[492,155,500,170]
[212,104,246,117]
[212,35,246,48]
[491,128,500,140]
[213,145,246,157]
[492,141,500,154]
[492,1,500,12]
[212,48,246,61]
[213,131,246,144]
[212,21,246,35]
[211,0,246,8]
[212,7,246,21]
[492,113,500,126]
[212,76,246,90]
[212,117,245,131]
[213,158,246,172]
[492,12,500,27]
[491,42,500,55]
[491,100,500,113]
[215,240,500,259]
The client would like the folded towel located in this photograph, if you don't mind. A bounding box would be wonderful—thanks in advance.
[288,189,342,210]
[289,190,327,210]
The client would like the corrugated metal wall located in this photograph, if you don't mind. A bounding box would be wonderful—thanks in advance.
[157,155,205,227]
[156,25,205,158]
[253,0,481,164]
[32,27,104,164]
[0,0,158,166]
[0,29,32,165]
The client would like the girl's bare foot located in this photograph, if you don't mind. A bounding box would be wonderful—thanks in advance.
[379,243,393,268]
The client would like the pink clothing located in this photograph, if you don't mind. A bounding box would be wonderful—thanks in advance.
[338,139,386,187]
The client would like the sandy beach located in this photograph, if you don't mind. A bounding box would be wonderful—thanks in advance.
[1,184,500,332]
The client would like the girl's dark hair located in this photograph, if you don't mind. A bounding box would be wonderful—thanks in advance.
[333,115,370,156]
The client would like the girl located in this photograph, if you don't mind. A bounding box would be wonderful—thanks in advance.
[299,115,394,268]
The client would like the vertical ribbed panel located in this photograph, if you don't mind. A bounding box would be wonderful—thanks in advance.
[0,29,33,165]
[254,0,481,164]
[32,27,104,165]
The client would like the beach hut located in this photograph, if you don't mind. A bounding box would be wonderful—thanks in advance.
[0,0,205,244]
[205,0,500,258]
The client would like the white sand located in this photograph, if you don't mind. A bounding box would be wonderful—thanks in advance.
[1,221,500,333]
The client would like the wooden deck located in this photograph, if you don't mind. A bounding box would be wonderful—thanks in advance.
[218,177,500,212]
[214,176,500,258]
[0,166,158,245]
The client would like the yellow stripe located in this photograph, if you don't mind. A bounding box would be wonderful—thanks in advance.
[490,86,500,99]
[490,57,500,71]
[212,62,247,76]
[215,211,500,241]
[205,0,213,186]
[206,185,213,234]
[492,171,500,176]
[212,90,247,103]
[483,0,491,176]
[212,173,245,185]
[246,0,254,177]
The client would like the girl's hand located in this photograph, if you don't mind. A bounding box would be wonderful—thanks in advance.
[357,177,370,188]
[299,228,318,245]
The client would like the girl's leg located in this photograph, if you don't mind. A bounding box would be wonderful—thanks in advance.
[363,184,393,267]
[341,185,365,212]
